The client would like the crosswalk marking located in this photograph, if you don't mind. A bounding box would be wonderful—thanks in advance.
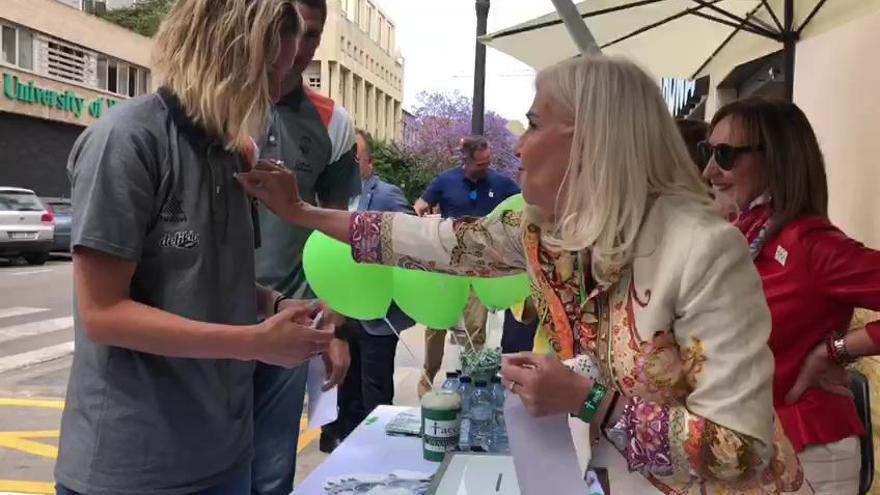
[9,270,52,277]
[0,308,48,320]
[0,317,73,345]
[0,342,74,375]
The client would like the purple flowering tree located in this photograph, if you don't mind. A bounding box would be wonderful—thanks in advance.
[405,91,520,179]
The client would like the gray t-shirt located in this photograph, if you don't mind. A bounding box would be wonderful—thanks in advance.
[255,84,359,297]
[56,89,258,495]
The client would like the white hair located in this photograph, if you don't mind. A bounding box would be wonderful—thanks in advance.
[534,56,713,285]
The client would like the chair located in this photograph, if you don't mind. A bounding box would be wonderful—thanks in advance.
[850,370,874,495]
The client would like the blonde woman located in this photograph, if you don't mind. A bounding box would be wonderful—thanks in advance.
[55,1,336,494]
[240,56,806,493]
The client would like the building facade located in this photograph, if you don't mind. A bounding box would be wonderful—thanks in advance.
[1,0,152,198]
[304,0,405,142]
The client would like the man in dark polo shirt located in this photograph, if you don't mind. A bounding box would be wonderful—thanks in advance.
[251,0,360,493]
[413,136,520,396]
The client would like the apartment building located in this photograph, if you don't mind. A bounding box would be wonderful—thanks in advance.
[0,0,152,197]
[304,0,405,141]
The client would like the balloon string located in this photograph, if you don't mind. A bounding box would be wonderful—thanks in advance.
[385,318,435,393]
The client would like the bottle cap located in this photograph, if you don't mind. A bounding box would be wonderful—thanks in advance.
[459,376,472,383]
[475,381,487,388]
[446,371,458,379]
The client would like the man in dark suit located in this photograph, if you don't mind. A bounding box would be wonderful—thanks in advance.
[320,130,414,451]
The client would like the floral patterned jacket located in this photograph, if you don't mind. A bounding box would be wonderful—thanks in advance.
[350,194,804,494]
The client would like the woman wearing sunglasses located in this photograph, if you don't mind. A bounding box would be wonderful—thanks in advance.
[703,98,880,494]
[241,56,807,494]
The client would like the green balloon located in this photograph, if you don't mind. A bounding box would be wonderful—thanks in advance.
[471,274,531,311]
[303,231,393,320]
[486,193,525,221]
[393,268,470,329]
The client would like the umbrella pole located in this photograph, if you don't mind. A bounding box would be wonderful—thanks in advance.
[783,0,795,101]
[550,0,601,55]
[472,0,490,135]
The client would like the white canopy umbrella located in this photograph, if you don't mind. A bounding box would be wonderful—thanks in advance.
[482,0,880,100]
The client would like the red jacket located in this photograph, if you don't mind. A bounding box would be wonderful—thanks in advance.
[739,214,880,451]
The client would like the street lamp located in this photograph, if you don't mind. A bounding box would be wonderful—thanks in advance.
[471,0,490,135]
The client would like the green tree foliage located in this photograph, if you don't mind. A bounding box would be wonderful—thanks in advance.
[98,0,174,37]
[371,140,435,204]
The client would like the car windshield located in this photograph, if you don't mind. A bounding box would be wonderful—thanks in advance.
[50,202,72,214]
[0,192,44,212]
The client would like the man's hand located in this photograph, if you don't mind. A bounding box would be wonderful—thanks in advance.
[322,338,351,391]
[250,306,334,368]
[414,198,432,217]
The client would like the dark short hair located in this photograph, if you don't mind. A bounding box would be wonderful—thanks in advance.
[675,118,709,172]
[460,135,489,160]
[710,98,828,231]
[356,129,373,160]
[295,0,327,21]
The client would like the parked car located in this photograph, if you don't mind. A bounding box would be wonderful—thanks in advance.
[0,187,55,265]
[44,198,72,253]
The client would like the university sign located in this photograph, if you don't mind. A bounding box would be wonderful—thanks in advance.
[2,71,118,121]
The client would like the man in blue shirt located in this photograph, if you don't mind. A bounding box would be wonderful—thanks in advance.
[413,136,519,396]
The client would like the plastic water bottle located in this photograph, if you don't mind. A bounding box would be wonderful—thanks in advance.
[457,375,474,415]
[469,381,493,452]
[489,375,509,453]
[441,371,460,392]
[457,375,474,450]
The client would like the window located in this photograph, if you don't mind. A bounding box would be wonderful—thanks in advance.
[128,66,137,97]
[353,77,359,114]
[107,61,118,93]
[18,29,33,70]
[2,26,17,65]
[83,0,107,15]
[117,61,129,95]
[97,54,150,97]
[308,76,321,89]
[97,56,108,90]
[139,70,149,95]
[0,191,44,212]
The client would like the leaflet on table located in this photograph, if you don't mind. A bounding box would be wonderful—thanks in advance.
[503,394,588,495]
[307,356,338,430]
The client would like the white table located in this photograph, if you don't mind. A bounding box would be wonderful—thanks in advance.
[294,405,439,494]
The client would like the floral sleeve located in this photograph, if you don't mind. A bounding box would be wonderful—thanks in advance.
[349,210,527,277]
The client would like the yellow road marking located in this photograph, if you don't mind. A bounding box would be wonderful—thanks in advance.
[0,398,321,489]
[296,416,321,453]
[0,398,64,409]
[0,479,54,494]
[0,431,58,459]
[3,430,58,439]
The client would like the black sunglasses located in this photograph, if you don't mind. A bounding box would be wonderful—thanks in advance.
[698,141,763,171]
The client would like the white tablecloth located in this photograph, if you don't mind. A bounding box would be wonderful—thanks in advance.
[293,405,439,495]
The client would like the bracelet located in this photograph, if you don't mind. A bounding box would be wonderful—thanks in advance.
[826,332,854,365]
[272,294,288,315]
[575,383,608,423]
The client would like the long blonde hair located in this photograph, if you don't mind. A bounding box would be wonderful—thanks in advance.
[152,0,298,152]
[536,56,712,285]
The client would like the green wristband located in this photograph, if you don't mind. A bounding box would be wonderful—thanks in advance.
[575,383,607,423]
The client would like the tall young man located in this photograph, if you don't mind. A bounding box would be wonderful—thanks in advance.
[251,1,360,493]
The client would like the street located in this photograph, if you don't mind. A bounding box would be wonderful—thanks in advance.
[0,257,461,494]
